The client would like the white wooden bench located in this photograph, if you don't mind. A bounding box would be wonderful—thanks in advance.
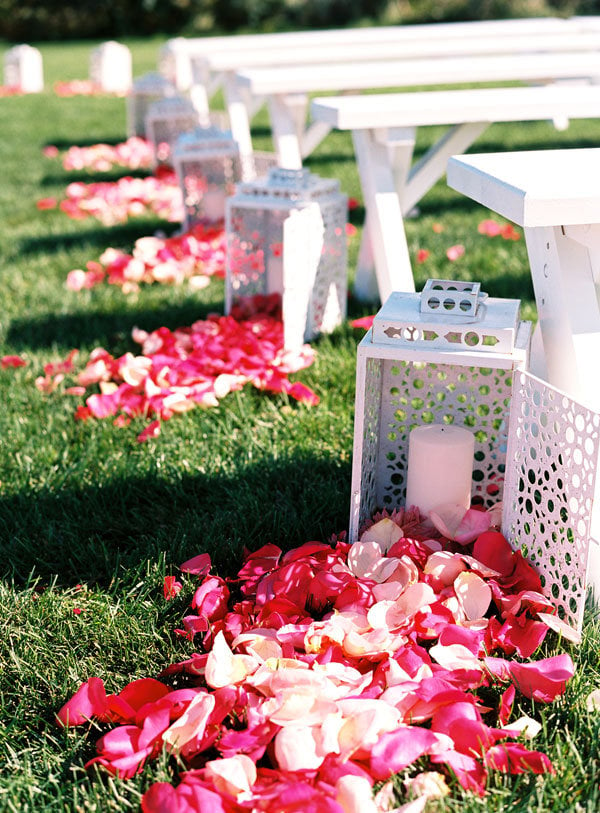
[309,84,600,303]
[236,49,600,170]
[447,147,600,610]
[447,147,600,407]
[159,18,573,90]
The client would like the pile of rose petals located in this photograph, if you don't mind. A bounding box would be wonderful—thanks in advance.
[53,80,126,97]
[0,85,23,97]
[38,295,318,442]
[59,137,155,172]
[57,513,574,811]
[55,167,183,225]
[66,223,226,292]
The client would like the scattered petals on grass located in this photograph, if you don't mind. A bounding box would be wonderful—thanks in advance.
[39,296,317,437]
[163,576,183,600]
[137,420,161,444]
[66,223,226,291]
[585,688,600,712]
[1,355,27,369]
[53,80,126,97]
[478,218,521,241]
[446,244,465,261]
[56,137,154,172]
[56,167,183,225]
[416,249,430,263]
[36,196,58,210]
[59,513,574,808]
[351,315,375,330]
[432,222,444,233]
[0,85,23,97]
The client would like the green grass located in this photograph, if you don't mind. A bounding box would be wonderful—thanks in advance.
[0,37,599,812]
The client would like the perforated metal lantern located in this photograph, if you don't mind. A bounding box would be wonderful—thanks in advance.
[126,72,177,138]
[502,369,600,633]
[4,45,43,93]
[89,41,132,94]
[173,126,242,229]
[145,97,201,167]
[226,167,348,352]
[349,279,531,541]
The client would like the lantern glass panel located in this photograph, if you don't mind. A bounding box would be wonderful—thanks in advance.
[180,154,241,227]
[127,73,176,138]
[226,168,348,349]
[228,207,288,299]
[146,99,199,165]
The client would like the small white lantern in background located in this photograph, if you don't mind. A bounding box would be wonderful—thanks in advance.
[226,167,348,352]
[89,41,132,94]
[349,279,531,541]
[145,96,200,167]
[126,72,177,138]
[3,45,43,93]
[173,126,243,229]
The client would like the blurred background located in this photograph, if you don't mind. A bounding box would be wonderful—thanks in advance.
[1,0,598,42]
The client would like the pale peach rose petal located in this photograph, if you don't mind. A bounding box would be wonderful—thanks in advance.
[274,724,325,771]
[162,691,215,756]
[204,754,257,799]
[537,612,582,644]
[204,631,259,688]
[423,551,467,585]
[335,774,378,813]
[586,688,600,712]
[428,642,482,672]
[454,571,492,620]
[359,517,403,554]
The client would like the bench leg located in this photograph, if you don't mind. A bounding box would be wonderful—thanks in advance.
[525,223,600,409]
[189,61,214,127]
[352,128,415,304]
[404,122,487,214]
[223,72,256,180]
[268,94,304,169]
[354,128,416,302]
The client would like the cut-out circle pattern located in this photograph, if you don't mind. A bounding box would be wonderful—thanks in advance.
[503,371,599,631]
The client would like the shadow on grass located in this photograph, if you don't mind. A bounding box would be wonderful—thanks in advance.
[7,295,225,352]
[46,137,126,150]
[19,221,178,257]
[0,454,351,587]
[41,168,152,186]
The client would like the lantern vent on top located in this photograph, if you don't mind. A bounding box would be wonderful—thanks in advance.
[372,281,521,356]
[235,167,341,203]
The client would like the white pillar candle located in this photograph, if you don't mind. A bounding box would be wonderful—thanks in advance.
[405,424,475,517]
[202,186,227,222]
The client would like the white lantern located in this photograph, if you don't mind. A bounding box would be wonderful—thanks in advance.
[126,72,177,138]
[3,45,43,93]
[89,41,132,94]
[226,167,348,352]
[145,96,201,166]
[173,126,242,229]
[349,280,531,539]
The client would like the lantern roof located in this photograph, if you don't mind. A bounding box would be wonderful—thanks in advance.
[172,126,239,159]
[234,167,341,203]
[146,96,197,117]
[132,72,176,93]
[371,279,522,355]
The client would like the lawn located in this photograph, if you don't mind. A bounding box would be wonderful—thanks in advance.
[0,37,599,812]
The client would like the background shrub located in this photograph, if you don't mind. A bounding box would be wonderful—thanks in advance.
[0,0,597,46]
